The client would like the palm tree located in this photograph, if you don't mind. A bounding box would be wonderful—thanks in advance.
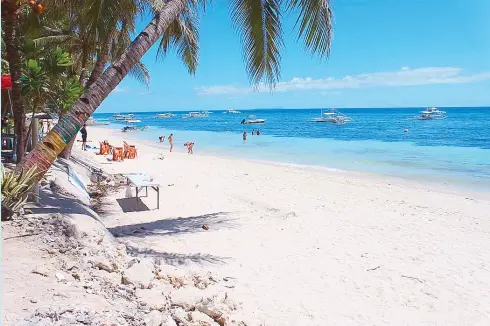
[2,1,27,163]
[17,0,332,183]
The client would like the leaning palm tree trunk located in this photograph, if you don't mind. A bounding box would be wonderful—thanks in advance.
[16,0,187,180]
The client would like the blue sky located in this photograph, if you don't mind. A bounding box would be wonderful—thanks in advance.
[99,0,490,112]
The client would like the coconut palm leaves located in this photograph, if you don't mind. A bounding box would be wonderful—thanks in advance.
[288,0,333,57]
[231,0,283,86]
[230,0,332,86]
[157,9,199,74]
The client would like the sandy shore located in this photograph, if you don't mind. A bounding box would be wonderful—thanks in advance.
[78,126,490,325]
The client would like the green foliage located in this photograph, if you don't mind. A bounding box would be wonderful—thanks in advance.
[21,47,78,114]
[53,77,84,114]
[22,59,50,97]
[1,165,39,213]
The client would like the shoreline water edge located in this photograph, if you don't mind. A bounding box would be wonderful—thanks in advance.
[93,107,490,193]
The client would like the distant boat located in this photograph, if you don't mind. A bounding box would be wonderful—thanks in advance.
[224,109,241,114]
[156,113,175,118]
[121,125,147,132]
[86,116,109,126]
[113,113,135,121]
[309,109,353,125]
[125,119,141,123]
[416,107,447,120]
[241,115,265,124]
[181,111,208,118]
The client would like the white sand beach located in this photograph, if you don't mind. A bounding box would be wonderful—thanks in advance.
[75,126,490,325]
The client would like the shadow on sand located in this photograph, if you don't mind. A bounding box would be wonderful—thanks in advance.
[116,198,150,212]
[109,212,234,238]
[27,190,99,220]
[127,246,229,266]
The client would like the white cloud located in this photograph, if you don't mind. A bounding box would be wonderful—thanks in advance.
[196,67,490,96]
[114,86,127,93]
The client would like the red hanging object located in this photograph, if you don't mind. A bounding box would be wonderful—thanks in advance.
[1,75,12,89]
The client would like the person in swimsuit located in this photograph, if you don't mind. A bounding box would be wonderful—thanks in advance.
[242,132,247,141]
[252,129,255,136]
[168,133,174,152]
[184,142,194,154]
[256,129,260,136]
[80,124,87,151]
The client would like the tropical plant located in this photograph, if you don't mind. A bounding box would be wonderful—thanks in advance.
[52,77,84,115]
[17,0,333,184]
[1,164,39,220]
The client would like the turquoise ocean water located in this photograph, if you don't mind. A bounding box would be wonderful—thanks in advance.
[94,107,490,191]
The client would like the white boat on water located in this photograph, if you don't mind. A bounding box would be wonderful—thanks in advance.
[241,115,265,124]
[224,109,241,114]
[113,113,135,121]
[416,107,447,120]
[156,113,175,118]
[125,119,141,123]
[181,111,208,118]
[121,125,147,132]
[310,109,353,125]
[86,117,109,126]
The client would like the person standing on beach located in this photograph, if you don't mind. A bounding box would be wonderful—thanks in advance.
[169,133,174,152]
[80,124,87,151]
[243,132,247,141]
[252,129,255,135]
[256,129,260,136]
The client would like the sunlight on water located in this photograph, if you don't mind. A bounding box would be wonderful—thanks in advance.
[95,108,490,190]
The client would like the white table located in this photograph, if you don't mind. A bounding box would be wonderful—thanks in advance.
[122,173,160,210]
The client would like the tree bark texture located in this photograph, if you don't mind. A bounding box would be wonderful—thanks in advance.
[3,3,26,163]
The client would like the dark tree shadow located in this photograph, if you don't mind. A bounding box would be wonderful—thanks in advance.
[127,246,229,266]
[116,198,150,212]
[108,212,234,238]
[27,191,99,220]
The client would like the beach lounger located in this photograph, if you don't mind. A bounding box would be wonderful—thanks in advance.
[113,147,124,161]
[121,173,160,210]
[123,141,137,159]
[99,141,111,155]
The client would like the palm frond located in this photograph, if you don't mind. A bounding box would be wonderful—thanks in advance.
[157,11,199,74]
[128,61,151,87]
[287,0,333,58]
[230,0,283,87]
[32,35,74,49]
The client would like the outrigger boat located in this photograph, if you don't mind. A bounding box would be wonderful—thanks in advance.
[113,113,135,121]
[121,125,147,132]
[181,111,208,118]
[309,109,353,125]
[416,107,447,120]
[224,109,241,114]
[156,113,175,118]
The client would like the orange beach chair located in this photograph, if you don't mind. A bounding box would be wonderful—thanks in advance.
[99,141,111,155]
[112,147,124,161]
[123,141,137,159]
